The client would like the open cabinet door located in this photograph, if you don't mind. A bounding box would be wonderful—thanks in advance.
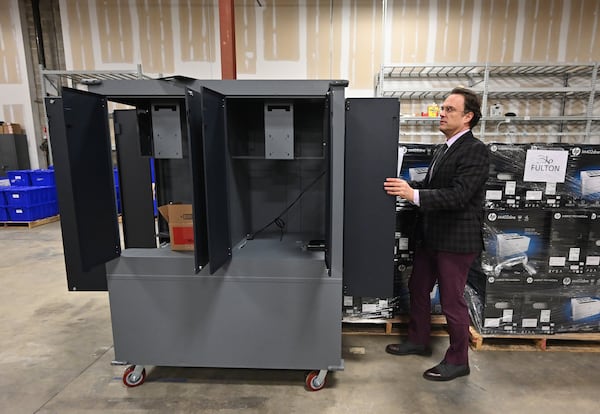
[45,88,120,291]
[186,88,209,272]
[113,109,156,248]
[186,87,231,274]
[343,98,399,297]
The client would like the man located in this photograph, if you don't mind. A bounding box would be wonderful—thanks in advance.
[383,87,489,381]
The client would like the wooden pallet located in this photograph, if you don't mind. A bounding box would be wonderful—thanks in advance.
[342,314,448,336]
[469,326,600,352]
[0,215,60,229]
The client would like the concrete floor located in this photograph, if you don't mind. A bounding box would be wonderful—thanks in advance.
[1,221,599,414]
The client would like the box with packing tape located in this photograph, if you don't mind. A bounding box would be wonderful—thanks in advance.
[158,204,194,251]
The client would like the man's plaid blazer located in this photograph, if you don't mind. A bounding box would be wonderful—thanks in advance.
[410,131,489,253]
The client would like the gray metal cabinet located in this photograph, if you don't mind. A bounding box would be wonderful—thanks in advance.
[46,79,398,388]
[0,134,30,177]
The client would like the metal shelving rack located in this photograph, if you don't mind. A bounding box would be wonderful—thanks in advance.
[376,62,600,142]
[39,66,156,158]
[40,64,153,97]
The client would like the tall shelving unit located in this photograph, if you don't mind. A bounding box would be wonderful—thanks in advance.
[376,63,600,144]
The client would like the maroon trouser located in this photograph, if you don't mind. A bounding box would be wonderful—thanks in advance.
[407,247,478,365]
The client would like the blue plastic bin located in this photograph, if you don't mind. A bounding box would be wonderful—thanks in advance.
[30,169,56,187]
[150,159,156,183]
[115,187,122,214]
[0,206,8,221]
[7,170,33,186]
[7,203,52,221]
[5,186,55,206]
[49,201,59,216]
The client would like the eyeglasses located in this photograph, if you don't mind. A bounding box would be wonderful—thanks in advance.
[439,105,467,114]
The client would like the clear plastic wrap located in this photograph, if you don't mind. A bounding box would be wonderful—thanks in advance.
[350,141,600,334]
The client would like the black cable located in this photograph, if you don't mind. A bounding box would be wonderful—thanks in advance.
[247,170,326,241]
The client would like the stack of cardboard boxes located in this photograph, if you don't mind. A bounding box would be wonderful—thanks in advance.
[345,142,600,334]
[478,143,600,334]
[0,122,23,134]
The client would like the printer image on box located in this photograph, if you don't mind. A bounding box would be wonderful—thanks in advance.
[496,233,531,257]
[408,167,429,181]
[483,233,537,277]
[571,297,600,321]
[580,170,600,196]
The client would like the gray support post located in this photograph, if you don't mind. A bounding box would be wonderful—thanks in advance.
[328,82,346,279]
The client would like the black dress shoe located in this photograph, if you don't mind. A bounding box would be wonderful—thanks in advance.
[385,341,432,356]
[423,361,470,381]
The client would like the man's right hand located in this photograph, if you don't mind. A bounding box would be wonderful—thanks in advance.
[384,178,415,202]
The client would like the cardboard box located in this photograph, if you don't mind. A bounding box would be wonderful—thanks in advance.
[482,287,521,334]
[3,123,22,134]
[549,283,600,332]
[547,210,591,275]
[564,145,600,205]
[158,204,194,251]
[398,144,435,181]
[518,292,555,334]
[585,213,600,274]
[397,144,435,207]
[526,143,573,207]
[486,143,527,208]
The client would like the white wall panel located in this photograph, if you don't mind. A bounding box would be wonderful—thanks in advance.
[0,0,39,169]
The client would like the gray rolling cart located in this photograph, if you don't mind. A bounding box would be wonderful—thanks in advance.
[46,79,398,390]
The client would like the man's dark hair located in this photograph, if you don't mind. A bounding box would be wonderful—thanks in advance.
[450,87,482,129]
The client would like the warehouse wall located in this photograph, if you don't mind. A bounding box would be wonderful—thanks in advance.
[2,0,600,169]
[55,0,600,93]
[386,0,600,64]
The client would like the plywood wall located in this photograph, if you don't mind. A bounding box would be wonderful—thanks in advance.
[387,0,600,64]
[3,0,600,170]
[59,0,219,75]
[54,0,600,95]
[0,2,22,84]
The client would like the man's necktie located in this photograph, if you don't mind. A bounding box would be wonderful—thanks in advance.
[428,143,448,181]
